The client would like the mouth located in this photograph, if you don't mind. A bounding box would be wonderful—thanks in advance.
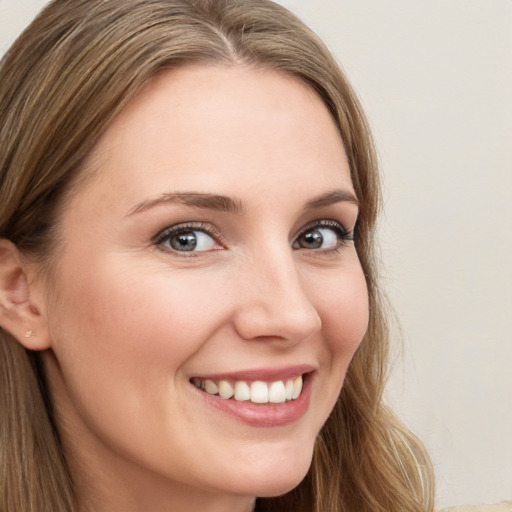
[188,365,314,427]
[191,375,304,404]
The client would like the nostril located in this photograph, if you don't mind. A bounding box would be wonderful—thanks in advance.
[232,299,321,343]
[230,259,321,342]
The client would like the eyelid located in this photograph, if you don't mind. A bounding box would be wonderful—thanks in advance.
[152,218,356,255]
[295,219,351,238]
[153,222,225,249]
[293,219,355,250]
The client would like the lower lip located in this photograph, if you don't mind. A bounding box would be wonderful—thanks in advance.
[194,373,314,427]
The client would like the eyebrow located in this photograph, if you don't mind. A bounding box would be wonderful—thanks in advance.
[305,189,359,210]
[127,188,358,217]
[127,192,245,216]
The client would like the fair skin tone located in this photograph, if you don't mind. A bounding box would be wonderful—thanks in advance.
[0,65,368,512]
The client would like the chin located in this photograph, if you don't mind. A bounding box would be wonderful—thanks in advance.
[218,442,314,498]
[227,469,309,499]
[253,472,309,498]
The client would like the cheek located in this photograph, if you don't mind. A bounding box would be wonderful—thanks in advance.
[314,265,369,357]
[50,260,225,374]
[51,257,266,432]
[44,255,232,457]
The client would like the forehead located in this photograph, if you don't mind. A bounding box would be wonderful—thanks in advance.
[73,64,352,214]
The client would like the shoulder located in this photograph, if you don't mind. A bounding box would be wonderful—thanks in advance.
[440,502,512,512]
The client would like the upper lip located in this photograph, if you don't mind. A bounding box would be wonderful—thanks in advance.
[191,364,316,382]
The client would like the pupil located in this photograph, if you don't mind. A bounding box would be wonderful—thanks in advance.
[303,230,323,249]
[172,232,197,251]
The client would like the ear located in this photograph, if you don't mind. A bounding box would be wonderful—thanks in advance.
[0,239,51,350]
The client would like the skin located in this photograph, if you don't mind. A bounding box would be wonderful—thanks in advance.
[19,66,369,511]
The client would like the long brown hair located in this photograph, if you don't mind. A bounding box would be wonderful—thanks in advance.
[0,1,434,511]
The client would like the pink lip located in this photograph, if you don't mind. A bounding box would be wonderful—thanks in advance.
[192,364,315,383]
[191,366,315,428]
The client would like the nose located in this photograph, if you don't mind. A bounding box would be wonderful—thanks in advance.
[231,250,322,345]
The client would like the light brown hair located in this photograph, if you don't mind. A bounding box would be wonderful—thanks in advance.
[0,1,434,511]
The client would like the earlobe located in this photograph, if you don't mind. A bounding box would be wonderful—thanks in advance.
[0,239,51,350]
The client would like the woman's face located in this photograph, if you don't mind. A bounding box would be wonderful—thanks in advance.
[40,65,369,509]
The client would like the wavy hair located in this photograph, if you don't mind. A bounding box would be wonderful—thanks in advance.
[0,1,434,511]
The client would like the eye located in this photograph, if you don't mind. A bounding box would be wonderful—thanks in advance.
[155,223,221,253]
[293,221,354,251]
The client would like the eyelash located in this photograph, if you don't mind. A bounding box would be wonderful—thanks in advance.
[153,219,356,255]
[153,222,223,251]
[293,219,355,252]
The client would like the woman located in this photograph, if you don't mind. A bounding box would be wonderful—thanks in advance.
[0,1,434,511]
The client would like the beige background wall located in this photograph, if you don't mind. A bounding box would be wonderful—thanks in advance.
[1,0,511,508]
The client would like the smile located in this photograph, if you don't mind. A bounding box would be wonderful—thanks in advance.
[191,376,303,404]
[189,365,315,427]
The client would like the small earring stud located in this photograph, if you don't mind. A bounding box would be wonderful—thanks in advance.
[25,329,33,338]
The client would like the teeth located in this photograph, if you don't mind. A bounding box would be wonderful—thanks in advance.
[194,375,304,404]
[285,379,293,400]
[234,381,251,401]
[250,381,269,403]
[269,381,286,403]
[218,380,234,399]
[292,376,303,399]
[204,380,219,395]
